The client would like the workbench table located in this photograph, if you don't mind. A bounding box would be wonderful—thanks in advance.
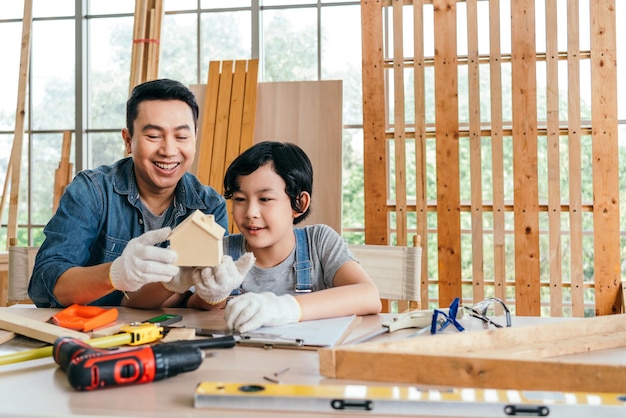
[0,306,624,418]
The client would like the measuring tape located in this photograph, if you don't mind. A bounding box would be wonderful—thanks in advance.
[194,381,626,417]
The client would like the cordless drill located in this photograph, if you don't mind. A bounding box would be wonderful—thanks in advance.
[53,335,236,391]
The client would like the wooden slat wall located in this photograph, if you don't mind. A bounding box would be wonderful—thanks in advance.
[362,0,619,316]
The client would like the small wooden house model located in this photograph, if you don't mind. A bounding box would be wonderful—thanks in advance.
[169,210,225,267]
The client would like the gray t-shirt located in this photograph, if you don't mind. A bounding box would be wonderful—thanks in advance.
[223,224,354,295]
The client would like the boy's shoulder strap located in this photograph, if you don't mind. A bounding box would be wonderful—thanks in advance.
[226,234,245,260]
[293,228,312,293]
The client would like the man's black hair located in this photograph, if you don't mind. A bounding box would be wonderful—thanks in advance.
[223,141,313,224]
[126,79,199,136]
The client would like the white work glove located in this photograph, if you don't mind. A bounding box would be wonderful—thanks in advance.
[109,227,179,292]
[193,253,256,304]
[225,292,301,333]
[162,267,194,294]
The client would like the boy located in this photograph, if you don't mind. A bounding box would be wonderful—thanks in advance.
[189,141,382,332]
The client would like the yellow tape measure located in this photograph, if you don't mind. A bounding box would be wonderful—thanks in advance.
[195,381,626,417]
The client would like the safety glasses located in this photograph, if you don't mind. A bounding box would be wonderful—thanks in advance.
[463,297,511,328]
[430,297,465,335]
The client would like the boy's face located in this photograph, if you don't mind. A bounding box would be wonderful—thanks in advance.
[231,164,307,256]
[122,99,196,199]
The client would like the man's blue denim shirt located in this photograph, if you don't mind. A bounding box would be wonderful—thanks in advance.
[28,157,228,308]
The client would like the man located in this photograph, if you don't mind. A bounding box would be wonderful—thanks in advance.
[28,79,228,308]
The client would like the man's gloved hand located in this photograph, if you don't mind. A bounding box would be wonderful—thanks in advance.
[225,292,301,333]
[193,253,255,304]
[163,267,194,293]
[109,227,179,292]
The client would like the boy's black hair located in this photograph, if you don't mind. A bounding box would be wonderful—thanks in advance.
[126,79,199,136]
[224,141,313,224]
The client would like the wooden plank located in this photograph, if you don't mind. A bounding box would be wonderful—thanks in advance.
[511,0,540,316]
[145,7,157,81]
[319,314,626,392]
[545,0,562,317]
[0,268,7,307]
[239,59,259,155]
[208,60,234,193]
[362,1,388,245]
[489,0,506,304]
[321,349,626,393]
[567,0,584,317]
[224,60,247,172]
[392,1,407,246]
[148,0,163,81]
[466,0,484,303]
[433,0,461,306]
[196,60,222,185]
[0,310,88,344]
[590,0,620,316]
[0,329,16,345]
[6,0,33,249]
[52,130,72,214]
[412,1,429,307]
[129,0,148,92]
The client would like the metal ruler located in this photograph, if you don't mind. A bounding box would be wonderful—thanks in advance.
[194,381,626,417]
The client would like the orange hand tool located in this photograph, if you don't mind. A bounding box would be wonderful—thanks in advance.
[51,304,119,332]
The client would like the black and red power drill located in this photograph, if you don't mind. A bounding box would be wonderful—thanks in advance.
[53,335,236,391]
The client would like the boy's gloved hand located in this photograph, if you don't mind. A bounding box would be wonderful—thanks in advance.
[109,227,179,292]
[225,292,301,333]
[163,267,194,293]
[193,253,255,304]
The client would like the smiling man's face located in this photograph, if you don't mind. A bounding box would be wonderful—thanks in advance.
[122,99,197,198]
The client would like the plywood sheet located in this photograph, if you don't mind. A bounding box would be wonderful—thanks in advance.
[254,81,343,233]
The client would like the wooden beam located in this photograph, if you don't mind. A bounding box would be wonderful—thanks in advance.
[52,131,73,214]
[434,0,461,306]
[511,0,540,316]
[361,1,388,245]
[6,0,33,249]
[590,0,620,316]
[319,313,626,392]
[0,310,87,344]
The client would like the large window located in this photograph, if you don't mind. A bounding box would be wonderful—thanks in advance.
[0,0,363,247]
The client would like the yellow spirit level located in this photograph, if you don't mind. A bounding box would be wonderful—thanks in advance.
[194,381,626,417]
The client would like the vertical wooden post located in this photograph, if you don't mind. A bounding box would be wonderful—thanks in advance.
[52,131,73,214]
[489,0,506,305]
[392,1,407,246]
[361,1,388,245]
[511,0,540,316]
[434,0,461,306]
[129,0,163,94]
[590,0,619,316]
[412,0,429,306]
[545,0,562,316]
[567,0,584,317]
[5,0,33,250]
[466,0,484,304]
